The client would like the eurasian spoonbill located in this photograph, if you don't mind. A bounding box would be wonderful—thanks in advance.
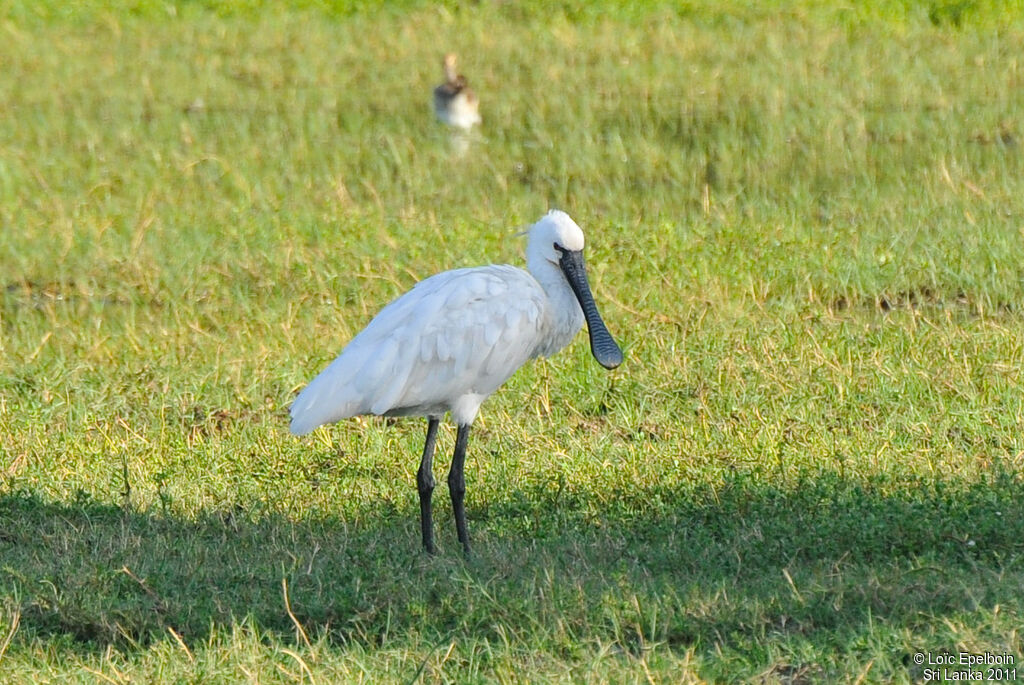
[290,210,623,554]
[433,53,481,131]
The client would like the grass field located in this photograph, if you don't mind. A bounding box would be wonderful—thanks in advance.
[2,0,1024,682]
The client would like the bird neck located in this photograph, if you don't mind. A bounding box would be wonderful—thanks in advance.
[444,64,459,85]
[527,253,584,347]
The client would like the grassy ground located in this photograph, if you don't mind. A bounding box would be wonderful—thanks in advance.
[2,1,1024,682]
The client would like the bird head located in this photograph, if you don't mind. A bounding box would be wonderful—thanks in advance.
[527,209,585,266]
[527,210,622,370]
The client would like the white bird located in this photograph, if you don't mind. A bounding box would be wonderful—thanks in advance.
[290,210,623,555]
[433,53,481,131]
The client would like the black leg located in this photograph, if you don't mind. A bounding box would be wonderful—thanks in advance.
[448,424,471,556]
[417,418,440,554]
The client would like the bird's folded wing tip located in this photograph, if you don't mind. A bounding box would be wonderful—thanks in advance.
[290,425,315,437]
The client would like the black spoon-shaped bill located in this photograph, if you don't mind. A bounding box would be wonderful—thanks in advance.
[557,247,624,370]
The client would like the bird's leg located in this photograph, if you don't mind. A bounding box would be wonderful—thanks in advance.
[448,424,471,556]
[417,418,440,554]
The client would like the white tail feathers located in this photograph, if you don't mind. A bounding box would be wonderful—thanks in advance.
[289,334,408,434]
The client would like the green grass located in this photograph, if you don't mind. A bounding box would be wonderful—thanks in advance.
[2,1,1024,681]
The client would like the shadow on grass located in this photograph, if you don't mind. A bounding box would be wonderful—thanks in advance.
[1,468,1022,668]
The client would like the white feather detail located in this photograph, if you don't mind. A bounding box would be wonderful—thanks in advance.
[290,264,560,432]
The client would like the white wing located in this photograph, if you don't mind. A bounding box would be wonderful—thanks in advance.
[289,265,548,435]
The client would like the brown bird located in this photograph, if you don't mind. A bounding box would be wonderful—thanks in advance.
[433,53,481,131]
